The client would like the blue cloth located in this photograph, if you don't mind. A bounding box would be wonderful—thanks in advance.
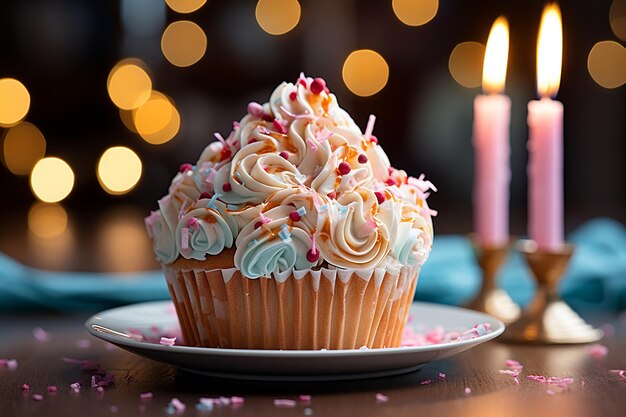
[1,218,624,313]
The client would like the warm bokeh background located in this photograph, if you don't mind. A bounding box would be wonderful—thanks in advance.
[0,0,624,271]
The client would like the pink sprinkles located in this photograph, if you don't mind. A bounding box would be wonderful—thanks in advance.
[274,399,297,407]
[375,393,389,402]
[586,344,608,358]
[33,327,50,342]
[4,359,18,370]
[169,398,186,412]
[160,337,176,346]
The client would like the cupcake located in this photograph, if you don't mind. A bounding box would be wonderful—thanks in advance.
[145,73,436,349]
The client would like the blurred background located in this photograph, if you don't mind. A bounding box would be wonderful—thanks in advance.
[0,0,624,272]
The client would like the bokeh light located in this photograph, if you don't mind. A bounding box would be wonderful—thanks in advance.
[449,42,485,88]
[161,21,207,67]
[610,0,626,41]
[119,109,138,133]
[30,157,75,203]
[98,208,155,271]
[342,49,389,97]
[133,91,181,144]
[0,78,30,127]
[97,146,143,195]
[392,0,438,27]
[107,59,152,110]
[2,122,46,175]
[165,0,206,14]
[28,202,68,239]
[255,0,301,35]
[587,40,626,89]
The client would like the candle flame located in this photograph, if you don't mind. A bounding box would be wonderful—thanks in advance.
[537,4,562,97]
[482,16,509,94]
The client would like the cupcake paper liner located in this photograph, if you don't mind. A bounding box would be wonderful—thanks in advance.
[163,263,420,350]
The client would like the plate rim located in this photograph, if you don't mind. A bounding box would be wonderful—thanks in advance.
[85,300,505,357]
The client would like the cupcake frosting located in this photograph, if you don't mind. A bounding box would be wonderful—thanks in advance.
[146,74,436,277]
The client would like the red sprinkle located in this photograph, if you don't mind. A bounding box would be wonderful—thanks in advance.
[385,178,396,186]
[327,191,336,200]
[338,162,351,175]
[358,154,368,164]
[289,91,297,101]
[179,163,192,173]
[199,192,211,199]
[370,135,379,144]
[47,386,57,393]
[375,191,386,205]
[273,119,287,134]
[262,114,274,122]
[279,151,289,160]
[306,248,320,263]
[254,221,263,229]
[249,138,257,144]
[310,77,326,94]
[22,384,29,391]
[222,183,232,192]
[298,79,307,87]
[289,211,301,222]
[220,146,232,161]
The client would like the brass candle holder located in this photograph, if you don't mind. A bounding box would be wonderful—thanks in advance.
[465,235,521,324]
[501,240,603,344]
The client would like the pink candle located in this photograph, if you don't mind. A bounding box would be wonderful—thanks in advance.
[528,4,564,250]
[472,17,510,247]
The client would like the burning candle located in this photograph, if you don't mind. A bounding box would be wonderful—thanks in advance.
[472,17,511,246]
[528,4,564,250]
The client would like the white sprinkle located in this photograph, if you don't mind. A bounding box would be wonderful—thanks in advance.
[160,337,176,346]
[274,399,297,407]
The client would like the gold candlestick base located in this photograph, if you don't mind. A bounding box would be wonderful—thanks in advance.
[501,240,603,344]
[465,236,521,324]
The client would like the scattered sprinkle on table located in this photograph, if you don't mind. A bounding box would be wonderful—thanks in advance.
[274,399,297,407]
[586,344,608,358]
[375,393,389,402]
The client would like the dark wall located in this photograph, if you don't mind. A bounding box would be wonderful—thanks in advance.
[0,0,623,236]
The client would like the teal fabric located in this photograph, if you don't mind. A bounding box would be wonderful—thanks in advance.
[1,218,624,312]
[417,218,626,311]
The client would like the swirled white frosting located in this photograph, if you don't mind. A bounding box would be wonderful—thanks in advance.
[146,74,436,277]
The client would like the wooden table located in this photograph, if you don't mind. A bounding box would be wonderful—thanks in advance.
[1,214,625,416]
[1,311,625,417]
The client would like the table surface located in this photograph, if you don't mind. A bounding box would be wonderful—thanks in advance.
[1,311,625,417]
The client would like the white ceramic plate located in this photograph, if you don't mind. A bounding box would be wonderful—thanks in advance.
[86,301,504,381]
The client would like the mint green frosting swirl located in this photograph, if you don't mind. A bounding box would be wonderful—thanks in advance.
[146,211,178,264]
[234,206,317,278]
[175,200,238,260]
